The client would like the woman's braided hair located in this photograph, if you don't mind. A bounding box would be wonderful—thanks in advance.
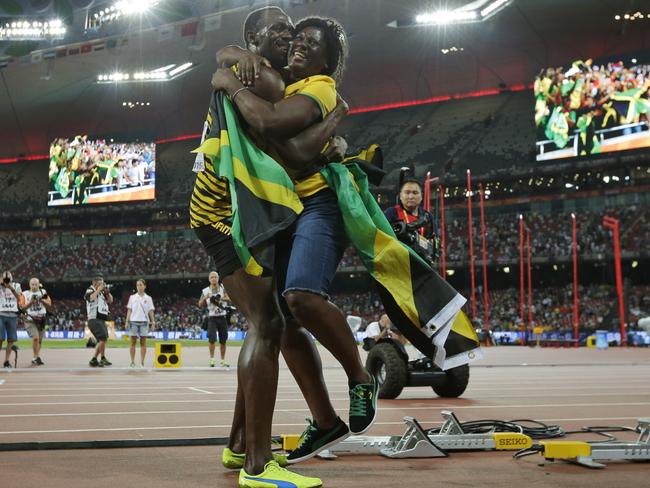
[294,16,348,82]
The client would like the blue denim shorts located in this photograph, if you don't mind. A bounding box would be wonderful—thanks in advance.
[275,189,347,301]
[0,315,18,342]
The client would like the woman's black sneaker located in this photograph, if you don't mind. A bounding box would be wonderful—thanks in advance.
[89,357,101,367]
[287,417,350,464]
[349,376,378,434]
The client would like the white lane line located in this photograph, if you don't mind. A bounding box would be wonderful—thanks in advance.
[1,383,647,398]
[1,401,649,419]
[1,390,648,408]
[188,387,213,395]
[0,417,643,436]
[4,379,649,391]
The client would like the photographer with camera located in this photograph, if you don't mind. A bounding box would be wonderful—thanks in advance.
[198,271,231,368]
[21,278,52,366]
[1,271,23,369]
[84,276,113,367]
[125,279,156,368]
[384,172,438,266]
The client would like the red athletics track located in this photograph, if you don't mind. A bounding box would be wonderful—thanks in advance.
[1,346,649,488]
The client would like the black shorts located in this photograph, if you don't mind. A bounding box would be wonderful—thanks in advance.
[193,223,241,278]
[207,316,229,345]
[88,318,108,342]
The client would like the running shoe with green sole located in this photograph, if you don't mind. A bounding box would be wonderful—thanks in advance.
[348,376,378,434]
[222,447,288,469]
[287,417,350,464]
[239,460,321,488]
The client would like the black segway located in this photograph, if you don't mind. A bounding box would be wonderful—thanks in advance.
[364,168,471,399]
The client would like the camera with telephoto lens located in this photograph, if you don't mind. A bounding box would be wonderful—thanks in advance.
[2,272,10,285]
[103,284,113,292]
[209,294,222,306]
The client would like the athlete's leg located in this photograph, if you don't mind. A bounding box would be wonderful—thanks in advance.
[222,269,283,475]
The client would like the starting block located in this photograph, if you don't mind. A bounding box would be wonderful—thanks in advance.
[538,418,650,468]
[317,411,532,459]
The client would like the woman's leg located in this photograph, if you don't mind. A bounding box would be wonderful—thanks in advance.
[282,190,369,385]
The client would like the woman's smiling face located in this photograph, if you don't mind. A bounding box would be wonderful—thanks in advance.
[288,26,328,78]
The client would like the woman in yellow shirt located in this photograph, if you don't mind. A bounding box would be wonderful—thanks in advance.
[211,16,377,463]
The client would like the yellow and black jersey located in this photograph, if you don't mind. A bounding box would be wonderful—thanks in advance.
[189,110,233,229]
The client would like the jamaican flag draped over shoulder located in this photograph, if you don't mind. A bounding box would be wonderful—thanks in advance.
[192,90,481,370]
[192,91,303,275]
[319,162,481,370]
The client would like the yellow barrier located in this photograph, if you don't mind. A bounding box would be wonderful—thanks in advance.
[154,342,182,368]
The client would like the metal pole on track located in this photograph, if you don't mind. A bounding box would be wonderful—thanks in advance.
[467,169,476,320]
[439,184,447,279]
[603,216,627,346]
[571,213,579,347]
[479,183,489,334]
[519,214,525,345]
[526,227,533,333]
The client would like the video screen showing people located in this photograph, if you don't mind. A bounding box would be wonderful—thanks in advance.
[535,59,650,161]
[48,136,156,206]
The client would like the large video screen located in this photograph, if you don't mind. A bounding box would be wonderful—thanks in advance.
[48,136,156,206]
[535,60,650,161]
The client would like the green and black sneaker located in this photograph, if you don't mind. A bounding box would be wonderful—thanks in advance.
[349,375,378,434]
[89,357,101,367]
[100,356,112,366]
[287,417,350,464]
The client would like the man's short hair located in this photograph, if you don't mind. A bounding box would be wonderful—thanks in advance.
[243,6,287,47]
[400,178,422,191]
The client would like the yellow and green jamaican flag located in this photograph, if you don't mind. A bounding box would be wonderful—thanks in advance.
[193,92,481,370]
[193,91,304,275]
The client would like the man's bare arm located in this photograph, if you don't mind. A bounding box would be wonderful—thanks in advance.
[271,102,349,172]
[212,68,321,138]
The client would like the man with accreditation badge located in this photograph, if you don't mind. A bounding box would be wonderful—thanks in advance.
[21,278,52,366]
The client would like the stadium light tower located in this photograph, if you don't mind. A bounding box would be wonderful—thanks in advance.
[400,0,513,27]
[0,19,66,41]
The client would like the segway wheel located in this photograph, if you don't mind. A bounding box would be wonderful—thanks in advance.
[366,342,407,399]
[431,363,470,398]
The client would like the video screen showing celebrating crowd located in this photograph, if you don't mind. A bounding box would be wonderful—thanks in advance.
[48,136,156,206]
[535,58,650,161]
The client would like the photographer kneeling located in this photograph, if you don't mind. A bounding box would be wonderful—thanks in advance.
[21,278,52,366]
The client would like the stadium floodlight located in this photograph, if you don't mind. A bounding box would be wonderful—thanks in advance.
[480,0,511,18]
[97,61,195,84]
[0,18,66,41]
[416,10,478,25]
[92,1,159,26]
[406,0,512,27]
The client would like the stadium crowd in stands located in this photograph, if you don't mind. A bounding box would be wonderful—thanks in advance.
[535,60,650,156]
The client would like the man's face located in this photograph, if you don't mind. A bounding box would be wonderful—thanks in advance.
[209,272,219,286]
[30,278,39,292]
[94,278,104,288]
[400,182,422,211]
[252,11,293,69]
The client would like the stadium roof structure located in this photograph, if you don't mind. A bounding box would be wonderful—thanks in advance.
[0,0,647,159]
